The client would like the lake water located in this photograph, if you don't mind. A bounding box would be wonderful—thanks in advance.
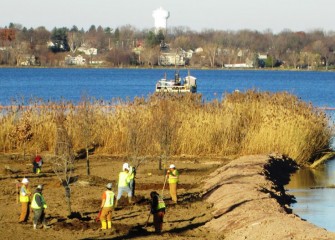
[286,160,335,232]
[1,68,335,231]
[1,68,335,108]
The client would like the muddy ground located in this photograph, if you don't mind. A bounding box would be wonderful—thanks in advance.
[0,153,335,240]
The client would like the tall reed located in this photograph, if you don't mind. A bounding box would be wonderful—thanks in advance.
[0,91,333,165]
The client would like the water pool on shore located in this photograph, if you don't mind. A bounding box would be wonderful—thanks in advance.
[286,159,335,232]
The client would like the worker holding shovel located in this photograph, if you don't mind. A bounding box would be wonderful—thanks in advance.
[149,191,166,234]
[166,164,179,204]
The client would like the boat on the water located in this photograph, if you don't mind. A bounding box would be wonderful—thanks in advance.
[155,71,197,93]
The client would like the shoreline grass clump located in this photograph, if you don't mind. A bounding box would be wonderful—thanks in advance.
[0,91,333,166]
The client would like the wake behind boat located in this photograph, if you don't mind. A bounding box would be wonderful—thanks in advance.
[155,71,197,93]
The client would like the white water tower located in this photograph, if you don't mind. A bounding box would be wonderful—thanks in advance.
[152,7,170,34]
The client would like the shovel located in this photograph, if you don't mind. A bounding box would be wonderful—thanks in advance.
[161,174,168,197]
[144,211,151,228]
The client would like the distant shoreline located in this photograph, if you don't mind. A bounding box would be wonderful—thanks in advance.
[0,65,334,72]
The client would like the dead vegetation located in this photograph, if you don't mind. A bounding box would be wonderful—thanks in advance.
[0,91,333,165]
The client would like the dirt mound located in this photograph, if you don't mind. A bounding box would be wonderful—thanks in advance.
[201,154,335,240]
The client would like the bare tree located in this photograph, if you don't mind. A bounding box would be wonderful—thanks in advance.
[51,113,76,217]
[151,98,179,170]
[67,31,83,53]
[76,97,96,176]
[140,45,160,67]
[203,42,219,68]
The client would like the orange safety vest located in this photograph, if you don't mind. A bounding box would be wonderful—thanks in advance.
[103,190,115,208]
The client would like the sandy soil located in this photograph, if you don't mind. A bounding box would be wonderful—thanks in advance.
[0,153,334,240]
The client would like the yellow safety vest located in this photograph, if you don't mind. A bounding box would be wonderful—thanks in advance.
[19,185,30,203]
[31,192,47,209]
[168,169,179,184]
[157,196,166,210]
[103,190,115,208]
[118,171,130,187]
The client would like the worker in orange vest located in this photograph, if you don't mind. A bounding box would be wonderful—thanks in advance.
[99,183,115,230]
[18,178,31,223]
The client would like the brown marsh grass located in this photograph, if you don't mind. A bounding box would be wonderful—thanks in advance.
[0,90,333,165]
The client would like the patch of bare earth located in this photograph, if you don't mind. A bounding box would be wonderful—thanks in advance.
[0,154,334,239]
[201,154,335,240]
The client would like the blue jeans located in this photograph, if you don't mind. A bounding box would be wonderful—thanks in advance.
[117,186,132,200]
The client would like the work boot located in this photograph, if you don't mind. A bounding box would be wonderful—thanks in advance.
[43,224,50,229]
[101,221,107,230]
[107,221,112,229]
[128,197,133,204]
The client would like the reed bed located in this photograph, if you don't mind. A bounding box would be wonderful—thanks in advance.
[0,91,333,165]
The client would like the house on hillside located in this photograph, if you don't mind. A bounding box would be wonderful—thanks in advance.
[18,54,38,66]
[159,49,190,66]
[77,46,97,56]
[65,55,86,65]
[224,58,253,68]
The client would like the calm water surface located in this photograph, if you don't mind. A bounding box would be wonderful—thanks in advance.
[1,68,335,107]
[1,68,335,231]
[286,159,335,232]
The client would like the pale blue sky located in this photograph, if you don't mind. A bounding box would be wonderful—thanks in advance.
[2,0,334,33]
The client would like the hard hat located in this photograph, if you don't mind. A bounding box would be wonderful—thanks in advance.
[123,163,129,170]
[21,178,29,184]
[37,185,43,190]
[169,164,175,169]
[150,191,159,198]
[106,183,113,189]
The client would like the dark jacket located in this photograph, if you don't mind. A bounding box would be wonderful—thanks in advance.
[151,193,166,214]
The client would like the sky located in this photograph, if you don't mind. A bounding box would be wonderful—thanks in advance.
[1,0,335,33]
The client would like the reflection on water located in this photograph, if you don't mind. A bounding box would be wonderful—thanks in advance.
[286,159,335,232]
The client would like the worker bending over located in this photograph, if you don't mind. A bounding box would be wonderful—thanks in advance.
[150,191,166,234]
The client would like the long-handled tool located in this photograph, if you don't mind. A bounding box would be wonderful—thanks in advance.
[144,210,151,228]
[16,180,20,204]
[161,174,168,197]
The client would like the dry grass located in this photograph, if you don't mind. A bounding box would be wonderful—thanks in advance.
[0,91,333,165]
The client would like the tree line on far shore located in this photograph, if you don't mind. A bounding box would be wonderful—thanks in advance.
[1,22,335,69]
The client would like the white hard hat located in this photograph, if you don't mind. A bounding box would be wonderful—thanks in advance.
[169,164,175,169]
[123,163,129,170]
[37,185,43,190]
[21,178,29,184]
[106,183,113,189]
